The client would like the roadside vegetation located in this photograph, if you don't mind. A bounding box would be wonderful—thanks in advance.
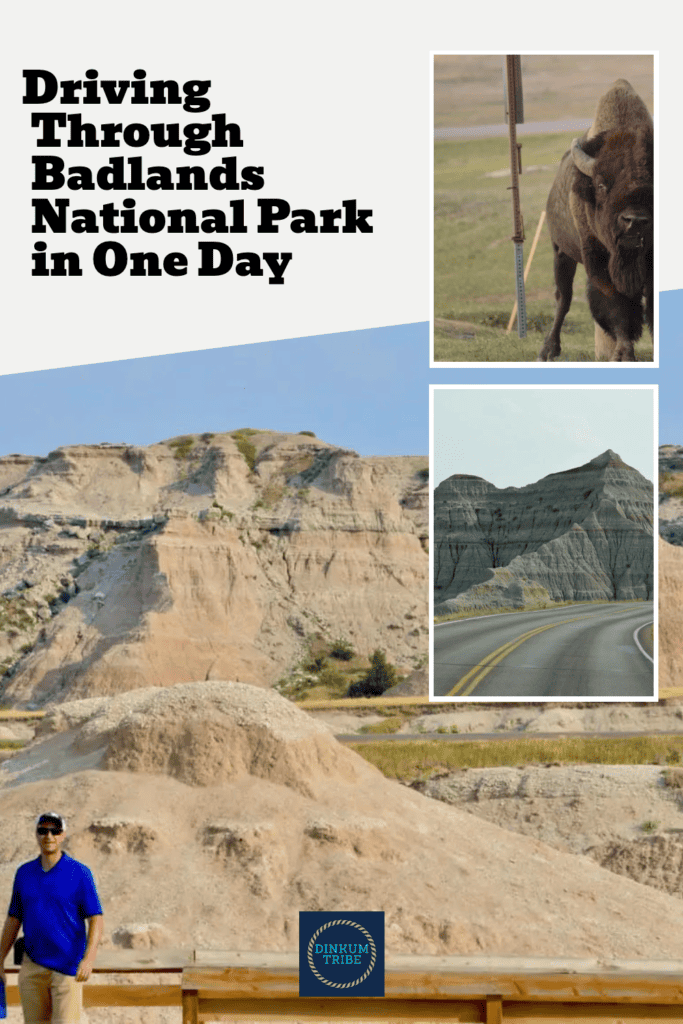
[275,638,407,703]
[434,598,624,625]
[350,735,683,783]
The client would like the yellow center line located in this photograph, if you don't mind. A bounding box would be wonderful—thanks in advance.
[447,615,585,697]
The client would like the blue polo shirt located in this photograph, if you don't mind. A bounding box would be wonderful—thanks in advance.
[8,853,103,976]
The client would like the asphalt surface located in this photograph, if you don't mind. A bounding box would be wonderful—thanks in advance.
[433,602,654,700]
[434,118,592,141]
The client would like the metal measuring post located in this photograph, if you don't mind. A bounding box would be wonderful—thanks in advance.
[504,56,527,338]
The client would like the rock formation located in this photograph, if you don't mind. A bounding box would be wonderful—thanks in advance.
[659,538,683,690]
[0,430,427,705]
[658,445,683,690]
[659,443,683,545]
[434,450,653,614]
[3,681,683,970]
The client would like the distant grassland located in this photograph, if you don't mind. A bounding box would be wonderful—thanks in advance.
[433,133,654,363]
[351,735,683,782]
[433,54,654,130]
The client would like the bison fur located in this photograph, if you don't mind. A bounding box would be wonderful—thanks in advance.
[537,79,653,362]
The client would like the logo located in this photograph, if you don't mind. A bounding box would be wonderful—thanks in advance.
[299,912,385,997]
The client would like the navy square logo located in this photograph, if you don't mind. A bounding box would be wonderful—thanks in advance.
[299,911,385,997]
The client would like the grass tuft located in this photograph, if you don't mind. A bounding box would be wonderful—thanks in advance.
[231,432,257,472]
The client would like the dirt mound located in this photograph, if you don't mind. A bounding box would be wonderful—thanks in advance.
[588,834,683,896]
[6,688,683,970]
[45,681,377,797]
[418,765,683,855]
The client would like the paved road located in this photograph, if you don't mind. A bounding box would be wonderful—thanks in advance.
[433,602,654,700]
[435,118,592,141]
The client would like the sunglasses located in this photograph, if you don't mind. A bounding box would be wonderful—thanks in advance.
[37,827,63,836]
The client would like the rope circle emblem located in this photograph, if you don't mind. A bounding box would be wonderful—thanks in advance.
[306,919,377,989]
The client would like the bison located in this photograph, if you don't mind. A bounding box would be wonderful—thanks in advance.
[537,79,653,362]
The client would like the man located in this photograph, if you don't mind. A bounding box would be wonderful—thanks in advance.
[0,812,103,1023]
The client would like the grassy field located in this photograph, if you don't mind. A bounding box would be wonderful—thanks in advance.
[351,735,683,783]
[433,133,654,363]
[433,54,655,364]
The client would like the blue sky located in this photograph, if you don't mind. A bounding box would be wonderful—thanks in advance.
[0,292,679,460]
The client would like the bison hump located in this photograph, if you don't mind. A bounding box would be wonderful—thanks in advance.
[589,79,653,138]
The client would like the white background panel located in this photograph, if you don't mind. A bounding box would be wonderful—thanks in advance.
[1,2,675,374]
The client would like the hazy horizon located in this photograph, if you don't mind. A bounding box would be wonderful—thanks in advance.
[433,387,656,488]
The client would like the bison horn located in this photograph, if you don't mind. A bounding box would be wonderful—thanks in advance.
[570,138,596,177]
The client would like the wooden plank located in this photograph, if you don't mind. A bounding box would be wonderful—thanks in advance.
[502,1003,683,1021]
[182,965,683,1005]
[191,951,683,977]
[196,996,483,1022]
[6,985,179,1009]
[84,983,181,1007]
[486,996,503,1024]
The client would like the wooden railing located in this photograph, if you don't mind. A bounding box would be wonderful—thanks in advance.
[5,951,683,1021]
[180,952,683,1023]
[3,949,185,1011]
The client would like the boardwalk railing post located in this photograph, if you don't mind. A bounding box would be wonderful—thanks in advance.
[486,994,503,1023]
[182,987,198,1024]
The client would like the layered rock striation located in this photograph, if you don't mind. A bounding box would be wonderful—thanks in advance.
[434,450,653,613]
[0,430,428,705]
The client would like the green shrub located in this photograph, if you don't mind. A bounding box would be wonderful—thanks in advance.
[298,430,316,437]
[211,501,234,520]
[330,638,355,661]
[169,436,195,460]
[316,666,349,696]
[304,654,327,673]
[232,432,257,472]
[347,649,399,697]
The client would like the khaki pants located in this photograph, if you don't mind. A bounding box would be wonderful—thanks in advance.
[18,953,82,1023]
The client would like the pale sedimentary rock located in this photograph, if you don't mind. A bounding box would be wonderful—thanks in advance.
[0,430,428,703]
[434,450,653,613]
